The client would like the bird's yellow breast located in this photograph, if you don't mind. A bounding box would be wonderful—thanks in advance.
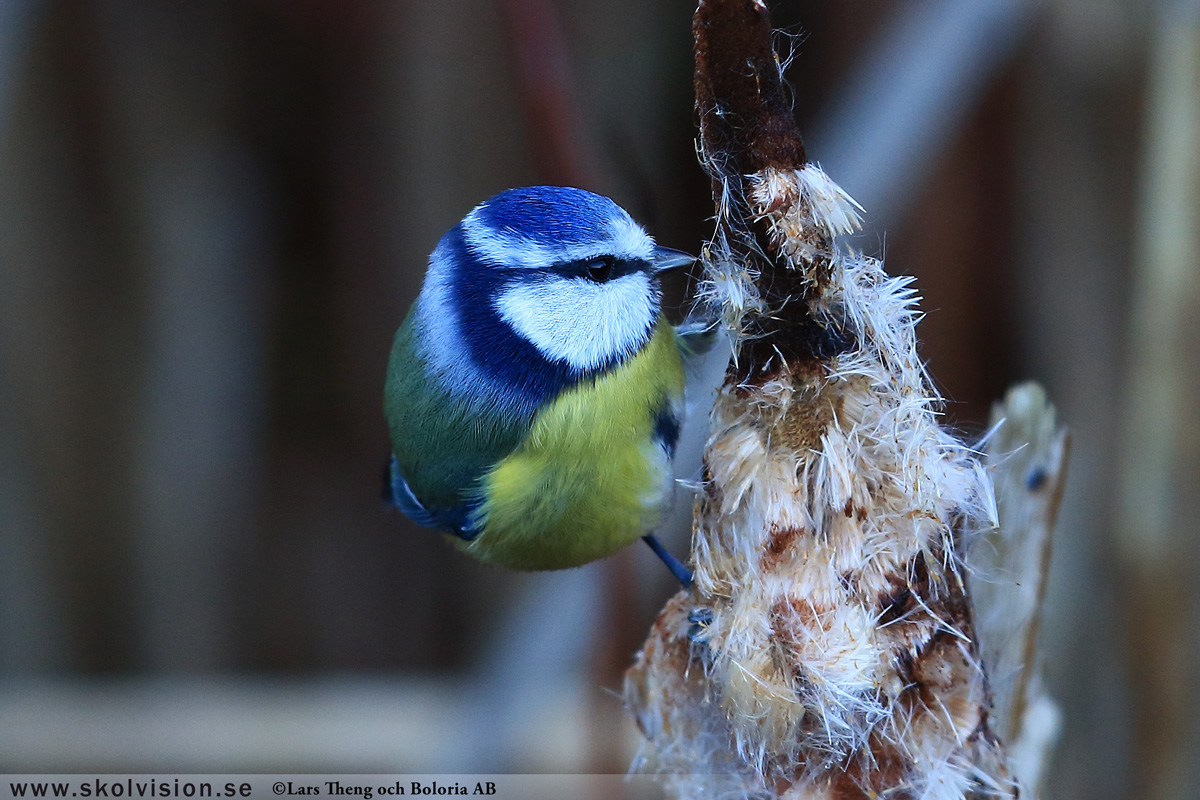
[456,321,685,569]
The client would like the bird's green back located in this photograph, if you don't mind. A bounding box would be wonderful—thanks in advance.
[384,311,528,514]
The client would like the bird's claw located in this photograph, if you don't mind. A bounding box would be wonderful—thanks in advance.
[687,606,713,642]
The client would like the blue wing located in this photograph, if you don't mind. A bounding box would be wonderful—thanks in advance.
[385,456,480,541]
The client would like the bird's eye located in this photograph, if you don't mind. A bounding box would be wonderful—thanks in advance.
[584,258,615,282]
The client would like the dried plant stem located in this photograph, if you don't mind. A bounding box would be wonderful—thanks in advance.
[973,384,1068,798]
[624,3,1063,797]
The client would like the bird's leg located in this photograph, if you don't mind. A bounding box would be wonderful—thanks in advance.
[641,533,693,588]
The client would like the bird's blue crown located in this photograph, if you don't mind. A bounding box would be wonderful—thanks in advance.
[465,186,649,257]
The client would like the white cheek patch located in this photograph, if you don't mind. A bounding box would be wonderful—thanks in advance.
[462,210,655,269]
[495,274,658,372]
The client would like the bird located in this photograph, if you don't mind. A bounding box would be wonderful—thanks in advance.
[383,186,703,581]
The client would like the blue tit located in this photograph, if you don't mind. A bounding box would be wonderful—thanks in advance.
[384,186,699,579]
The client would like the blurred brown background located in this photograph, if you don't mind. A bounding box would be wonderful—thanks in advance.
[0,1,1196,798]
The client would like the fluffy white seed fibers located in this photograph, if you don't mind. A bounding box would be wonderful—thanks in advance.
[627,165,1013,800]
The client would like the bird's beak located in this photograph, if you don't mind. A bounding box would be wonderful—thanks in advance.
[651,246,697,274]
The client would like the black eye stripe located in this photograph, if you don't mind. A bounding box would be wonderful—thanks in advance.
[553,257,648,282]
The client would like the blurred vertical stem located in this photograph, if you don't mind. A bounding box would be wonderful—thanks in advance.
[1117,5,1200,800]
[0,0,69,674]
[495,0,596,188]
[93,2,267,671]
